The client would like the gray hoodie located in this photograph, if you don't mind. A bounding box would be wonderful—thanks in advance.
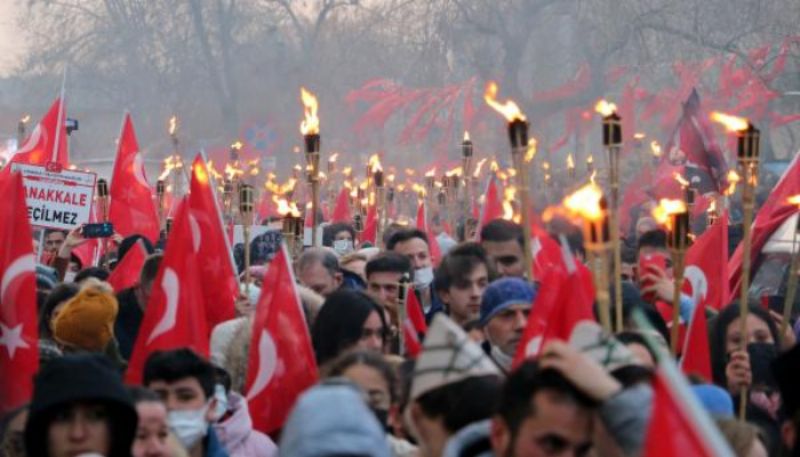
[278,382,391,457]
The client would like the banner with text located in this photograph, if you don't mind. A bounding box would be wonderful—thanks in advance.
[11,163,97,230]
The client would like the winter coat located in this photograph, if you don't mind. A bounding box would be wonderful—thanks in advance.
[213,393,278,457]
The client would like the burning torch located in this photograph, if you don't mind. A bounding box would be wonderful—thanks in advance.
[372,157,386,247]
[279,199,303,259]
[652,199,690,355]
[17,115,30,147]
[239,184,255,293]
[462,132,474,238]
[97,178,110,267]
[565,183,612,332]
[300,87,321,247]
[484,82,534,280]
[711,111,759,421]
[156,179,166,229]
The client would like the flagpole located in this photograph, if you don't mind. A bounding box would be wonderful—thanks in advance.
[53,68,67,163]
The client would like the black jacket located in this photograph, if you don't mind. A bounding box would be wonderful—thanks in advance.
[115,287,143,360]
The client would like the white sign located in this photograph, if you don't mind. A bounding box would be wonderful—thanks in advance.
[11,163,97,230]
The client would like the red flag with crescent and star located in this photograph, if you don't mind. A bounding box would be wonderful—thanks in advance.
[0,172,39,416]
[245,246,318,435]
[7,97,69,169]
[108,113,160,243]
[124,200,209,385]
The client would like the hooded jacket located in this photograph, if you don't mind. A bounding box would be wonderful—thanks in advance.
[213,392,277,457]
[278,383,390,457]
[24,354,137,457]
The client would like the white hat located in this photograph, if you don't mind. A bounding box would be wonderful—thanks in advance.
[568,321,639,372]
[410,314,501,401]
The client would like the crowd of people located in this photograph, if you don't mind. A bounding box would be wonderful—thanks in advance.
[1,206,799,457]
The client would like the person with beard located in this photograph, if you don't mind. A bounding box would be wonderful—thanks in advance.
[387,229,444,323]
[404,315,503,457]
[326,350,417,457]
[479,220,526,278]
[480,278,535,372]
[434,243,493,329]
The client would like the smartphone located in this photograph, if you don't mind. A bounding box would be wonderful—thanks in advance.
[82,222,114,238]
[638,252,668,302]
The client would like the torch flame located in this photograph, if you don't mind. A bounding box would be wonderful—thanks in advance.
[168,116,178,136]
[368,154,382,173]
[708,200,717,214]
[343,166,353,177]
[424,167,437,178]
[567,153,575,169]
[789,195,800,207]
[20,115,30,123]
[159,155,179,180]
[275,198,302,218]
[224,162,245,181]
[502,201,515,220]
[594,100,618,117]
[329,152,339,163]
[587,155,594,165]
[634,133,646,140]
[446,167,463,177]
[230,141,243,151]
[710,111,748,132]
[464,131,471,142]
[650,141,662,157]
[525,138,537,163]
[673,172,690,189]
[405,168,416,176]
[724,170,741,196]
[564,183,604,221]
[299,87,320,135]
[652,199,688,231]
[589,169,598,184]
[484,81,527,122]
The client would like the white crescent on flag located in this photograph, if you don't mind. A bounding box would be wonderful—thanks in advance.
[132,152,151,189]
[147,268,179,345]
[246,329,278,401]
[684,265,709,304]
[189,214,202,253]
[14,125,43,155]
[1,254,35,305]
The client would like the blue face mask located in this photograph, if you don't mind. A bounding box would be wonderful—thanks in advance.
[168,401,210,450]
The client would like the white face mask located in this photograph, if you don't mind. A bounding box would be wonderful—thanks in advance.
[168,403,210,450]
[413,266,434,289]
[333,239,353,255]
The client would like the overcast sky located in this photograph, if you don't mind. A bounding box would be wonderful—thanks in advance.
[0,1,24,77]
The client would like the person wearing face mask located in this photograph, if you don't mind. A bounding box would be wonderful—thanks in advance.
[479,277,536,372]
[326,350,417,457]
[387,229,444,323]
[323,222,357,256]
[711,303,784,455]
[143,349,230,457]
[210,367,277,457]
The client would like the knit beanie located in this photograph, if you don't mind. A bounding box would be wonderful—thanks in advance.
[480,277,536,326]
[52,287,119,351]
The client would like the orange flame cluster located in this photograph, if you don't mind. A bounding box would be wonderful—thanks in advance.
[329,152,340,163]
[368,154,382,173]
[300,87,320,135]
[594,99,618,117]
[724,170,741,196]
[789,195,800,206]
[159,155,183,180]
[463,131,471,141]
[652,199,687,231]
[275,198,301,217]
[564,183,605,221]
[710,111,748,132]
[650,141,662,157]
[484,81,526,122]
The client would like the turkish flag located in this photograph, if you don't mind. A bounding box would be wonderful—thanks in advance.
[107,239,148,293]
[0,172,39,416]
[331,188,351,223]
[245,247,318,435]
[513,242,594,370]
[8,97,69,168]
[531,227,567,281]
[729,153,800,299]
[403,288,428,358]
[361,204,378,245]
[642,364,734,457]
[108,114,160,243]
[188,156,237,329]
[683,212,729,311]
[125,200,209,384]
[415,202,441,265]
[477,176,503,237]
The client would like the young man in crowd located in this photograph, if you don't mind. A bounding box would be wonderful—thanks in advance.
[116,253,163,360]
[480,277,535,371]
[387,229,443,321]
[24,354,138,457]
[366,251,413,319]
[479,220,526,278]
[295,248,343,298]
[143,348,229,457]
[406,315,503,457]
[434,242,492,329]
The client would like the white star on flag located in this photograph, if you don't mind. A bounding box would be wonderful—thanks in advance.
[0,322,29,359]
